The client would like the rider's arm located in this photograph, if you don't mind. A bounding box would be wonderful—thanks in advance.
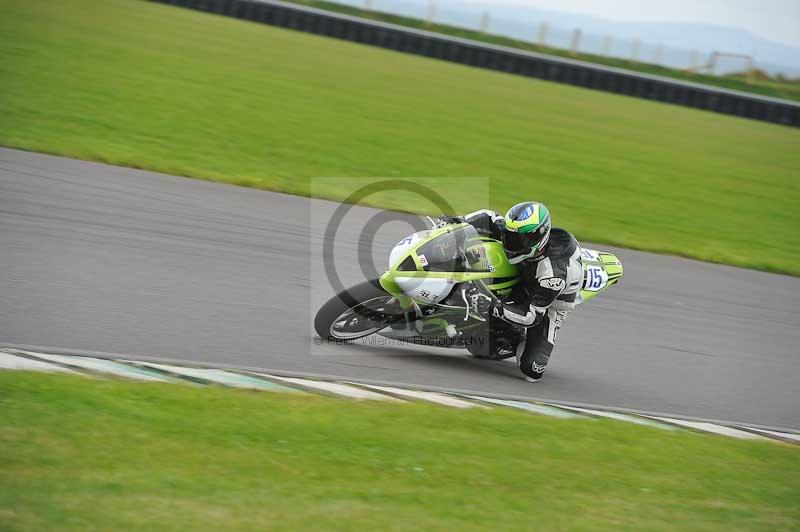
[529,258,569,312]
[462,209,504,239]
[498,260,567,327]
[432,209,503,238]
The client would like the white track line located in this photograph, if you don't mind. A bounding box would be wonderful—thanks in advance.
[548,404,675,430]
[740,427,800,444]
[0,352,80,374]
[355,383,484,408]
[644,416,769,440]
[7,350,798,442]
[17,351,176,382]
[259,375,403,401]
[462,395,582,418]
[127,362,302,392]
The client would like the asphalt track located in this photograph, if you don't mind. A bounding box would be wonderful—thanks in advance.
[1,147,798,429]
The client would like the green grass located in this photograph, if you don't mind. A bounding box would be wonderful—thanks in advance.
[1,372,797,531]
[287,0,800,102]
[1,0,799,274]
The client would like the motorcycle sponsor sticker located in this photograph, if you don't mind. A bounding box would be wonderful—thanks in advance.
[418,253,428,266]
[580,248,601,262]
[583,265,608,292]
[539,277,565,291]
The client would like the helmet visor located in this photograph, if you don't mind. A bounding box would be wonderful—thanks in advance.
[502,227,547,260]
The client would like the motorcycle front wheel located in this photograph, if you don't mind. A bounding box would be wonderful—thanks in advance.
[314,280,405,340]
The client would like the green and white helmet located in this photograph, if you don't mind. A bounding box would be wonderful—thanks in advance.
[502,201,551,264]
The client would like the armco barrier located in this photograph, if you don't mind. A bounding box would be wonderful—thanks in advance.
[149,0,800,127]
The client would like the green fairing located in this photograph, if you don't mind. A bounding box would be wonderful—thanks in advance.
[382,223,623,305]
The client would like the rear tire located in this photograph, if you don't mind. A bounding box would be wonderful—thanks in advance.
[314,279,398,340]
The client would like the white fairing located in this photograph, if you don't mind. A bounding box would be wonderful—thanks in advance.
[389,231,430,268]
[389,231,454,304]
[579,247,609,292]
[582,265,609,292]
[395,277,454,304]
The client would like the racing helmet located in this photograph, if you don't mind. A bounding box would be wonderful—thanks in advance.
[502,201,551,264]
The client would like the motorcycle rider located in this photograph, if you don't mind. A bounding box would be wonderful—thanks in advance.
[437,201,583,381]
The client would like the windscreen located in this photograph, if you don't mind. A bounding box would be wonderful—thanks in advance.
[415,225,491,272]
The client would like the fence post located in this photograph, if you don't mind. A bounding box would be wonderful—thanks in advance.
[364,0,373,12]
[601,35,612,56]
[654,44,663,65]
[479,11,490,34]
[688,50,699,71]
[746,57,756,83]
[425,0,436,26]
[569,28,581,56]
[708,52,718,75]
[536,22,548,46]
[630,38,640,61]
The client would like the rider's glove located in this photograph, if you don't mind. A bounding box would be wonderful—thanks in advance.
[431,215,462,228]
[496,303,543,328]
[461,285,501,322]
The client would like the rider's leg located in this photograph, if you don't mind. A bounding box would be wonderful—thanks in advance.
[516,308,567,381]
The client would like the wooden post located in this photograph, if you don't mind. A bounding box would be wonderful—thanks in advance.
[746,57,756,83]
[537,23,549,46]
[601,35,612,56]
[479,11,490,34]
[688,49,699,71]
[654,44,663,65]
[364,0,373,12]
[569,28,582,56]
[708,52,718,75]
[630,38,640,61]
[425,0,436,26]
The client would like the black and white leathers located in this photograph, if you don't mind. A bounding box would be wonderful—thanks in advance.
[462,209,583,327]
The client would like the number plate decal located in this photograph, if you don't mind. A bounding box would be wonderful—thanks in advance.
[583,265,608,292]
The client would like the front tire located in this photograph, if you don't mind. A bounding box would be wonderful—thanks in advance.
[314,280,401,340]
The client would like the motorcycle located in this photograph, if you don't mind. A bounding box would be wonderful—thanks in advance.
[314,222,622,360]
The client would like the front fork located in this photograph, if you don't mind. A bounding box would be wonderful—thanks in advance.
[379,274,495,339]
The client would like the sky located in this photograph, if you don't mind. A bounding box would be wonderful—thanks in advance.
[469,0,800,46]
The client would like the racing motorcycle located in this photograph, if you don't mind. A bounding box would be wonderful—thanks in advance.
[314,222,622,360]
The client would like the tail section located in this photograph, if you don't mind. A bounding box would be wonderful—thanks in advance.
[579,248,623,303]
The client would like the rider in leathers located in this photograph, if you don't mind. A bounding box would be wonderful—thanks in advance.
[440,201,583,382]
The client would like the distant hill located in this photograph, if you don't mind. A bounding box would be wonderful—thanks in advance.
[349,0,800,76]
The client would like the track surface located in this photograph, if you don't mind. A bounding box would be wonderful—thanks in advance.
[2,148,798,428]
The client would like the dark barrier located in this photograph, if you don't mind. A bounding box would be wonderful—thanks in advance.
[149,0,799,127]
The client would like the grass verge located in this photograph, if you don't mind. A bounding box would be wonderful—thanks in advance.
[286,0,800,103]
[0,371,798,531]
[1,0,799,274]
